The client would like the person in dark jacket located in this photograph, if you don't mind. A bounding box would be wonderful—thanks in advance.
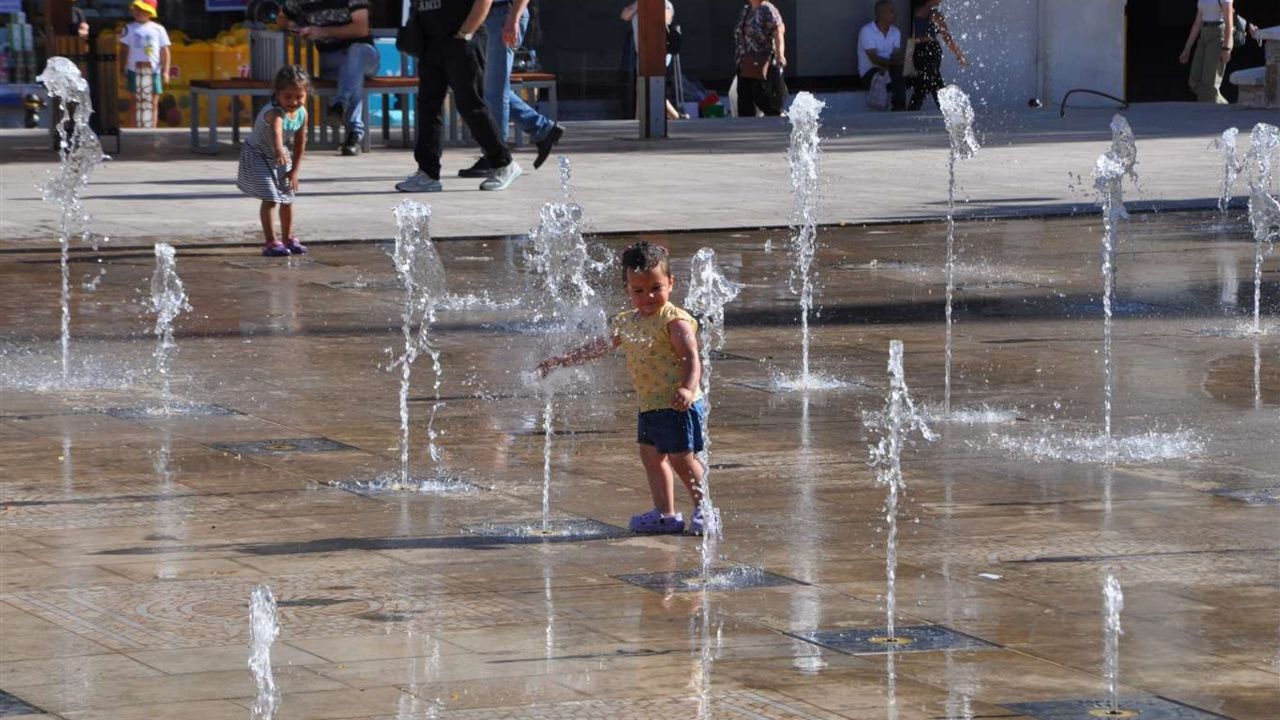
[396,0,522,193]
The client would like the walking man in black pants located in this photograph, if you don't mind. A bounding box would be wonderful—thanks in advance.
[397,0,521,192]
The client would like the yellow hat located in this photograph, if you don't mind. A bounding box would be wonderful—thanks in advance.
[131,0,158,18]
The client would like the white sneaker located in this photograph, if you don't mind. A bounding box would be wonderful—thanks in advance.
[479,160,522,191]
[396,171,442,193]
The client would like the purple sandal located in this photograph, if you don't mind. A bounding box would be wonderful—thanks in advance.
[262,240,290,257]
[284,238,308,255]
[629,508,685,535]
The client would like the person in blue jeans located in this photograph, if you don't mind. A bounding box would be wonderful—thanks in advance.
[459,0,564,177]
[281,0,380,156]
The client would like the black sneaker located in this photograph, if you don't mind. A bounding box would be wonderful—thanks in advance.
[340,133,361,156]
[458,157,493,178]
[533,124,564,170]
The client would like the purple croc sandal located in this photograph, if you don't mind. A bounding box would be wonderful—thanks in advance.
[262,240,290,257]
[284,238,308,255]
[629,508,685,535]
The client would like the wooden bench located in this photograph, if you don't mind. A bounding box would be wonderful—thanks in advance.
[190,72,558,154]
[189,76,417,155]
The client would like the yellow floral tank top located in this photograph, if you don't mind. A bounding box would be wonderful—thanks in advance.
[613,302,704,413]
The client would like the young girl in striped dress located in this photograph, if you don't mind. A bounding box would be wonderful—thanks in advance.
[237,65,309,257]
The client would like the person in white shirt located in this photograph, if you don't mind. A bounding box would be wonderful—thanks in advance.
[856,0,905,111]
[118,0,171,128]
[1180,0,1235,104]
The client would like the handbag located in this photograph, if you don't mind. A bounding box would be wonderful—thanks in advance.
[739,53,769,81]
[903,37,917,78]
[867,70,890,111]
[667,23,683,56]
[396,12,426,58]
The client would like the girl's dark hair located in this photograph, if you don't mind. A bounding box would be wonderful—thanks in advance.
[274,64,310,92]
[620,241,670,280]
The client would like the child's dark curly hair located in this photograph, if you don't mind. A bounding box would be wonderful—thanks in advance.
[620,241,670,281]
[273,64,310,93]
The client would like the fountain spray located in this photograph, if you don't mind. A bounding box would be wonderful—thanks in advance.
[390,200,448,486]
[938,86,980,415]
[869,341,936,641]
[525,159,609,532]
[1092,116,1138,439]
[248,584,281,720]
[1102,571,1125,715]
[149,243,191,415]
[787,93,826,387]
[1214,128,1242,218]
[685,247,741,578]
[1245,124,1279,335]
[37,57,107,384]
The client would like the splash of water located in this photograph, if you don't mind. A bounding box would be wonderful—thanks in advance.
[786,92,826,387]
[988,428,1205,464]
[149,243,191,415]
[526,173,613,529]
[1214,128,1242,217]
[391,200,448,485]
[685,248,742,578]
[1246,124,1279,335]
[938,86,980,415]
[1102,572,1124,714]
[248,584,281,720]
[38,57,107,385]
[868,341,937,640]
[1092,116,1137,439]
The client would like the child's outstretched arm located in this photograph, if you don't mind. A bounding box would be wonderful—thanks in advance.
[269,111,288,168]
[667,319,701,411]
[288,124,306,192]
[537,335,620,378]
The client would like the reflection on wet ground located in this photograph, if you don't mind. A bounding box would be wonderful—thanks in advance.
[0,211,1277,719]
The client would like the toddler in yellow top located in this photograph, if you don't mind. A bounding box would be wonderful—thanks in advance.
[538,242,708,535]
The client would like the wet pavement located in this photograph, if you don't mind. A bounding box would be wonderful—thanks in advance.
[1,210,1278,719]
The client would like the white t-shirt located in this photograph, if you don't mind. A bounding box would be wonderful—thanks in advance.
[121,21,171,71]
[1198,0,1231,23]
[857,21,901,77]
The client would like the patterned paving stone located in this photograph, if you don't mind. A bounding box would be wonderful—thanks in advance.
[463,519,629,544]
[0,690,44,717]
[791,625,998,655]
[102,404,239,420]
[1002,697,1238,720]
[5,569,536,650]
[615,566,803,593]
[385,690,847,719]
[207,438,359,455]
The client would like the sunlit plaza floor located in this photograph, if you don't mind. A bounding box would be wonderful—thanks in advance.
[1,207,1278,719]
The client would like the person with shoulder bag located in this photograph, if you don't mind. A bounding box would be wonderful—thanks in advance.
[1180,0,1237,104]
[733,0,786,117]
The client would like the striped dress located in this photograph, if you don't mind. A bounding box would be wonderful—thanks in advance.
[236,103,306,204]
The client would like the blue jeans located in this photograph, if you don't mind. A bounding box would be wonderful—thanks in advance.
[318,43,380,139]
[484,3,554,142]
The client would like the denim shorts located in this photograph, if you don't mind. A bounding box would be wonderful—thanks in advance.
[637,398,707,455]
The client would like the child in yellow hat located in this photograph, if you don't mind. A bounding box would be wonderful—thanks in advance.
[119,0,171,127]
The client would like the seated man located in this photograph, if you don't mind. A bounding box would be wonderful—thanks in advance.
[280,0,379,156]
[856,0,905,111]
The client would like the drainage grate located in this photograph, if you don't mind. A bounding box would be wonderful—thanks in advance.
[208,438,358,455]
[1002,697,1238,720]
[789,625,997,655]
[615,566,803,593]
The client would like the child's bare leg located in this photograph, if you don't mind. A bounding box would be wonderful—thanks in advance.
[667,451,705,506]
[638,443,676,515]
[259,201,277,244]
[279,202,293,240]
